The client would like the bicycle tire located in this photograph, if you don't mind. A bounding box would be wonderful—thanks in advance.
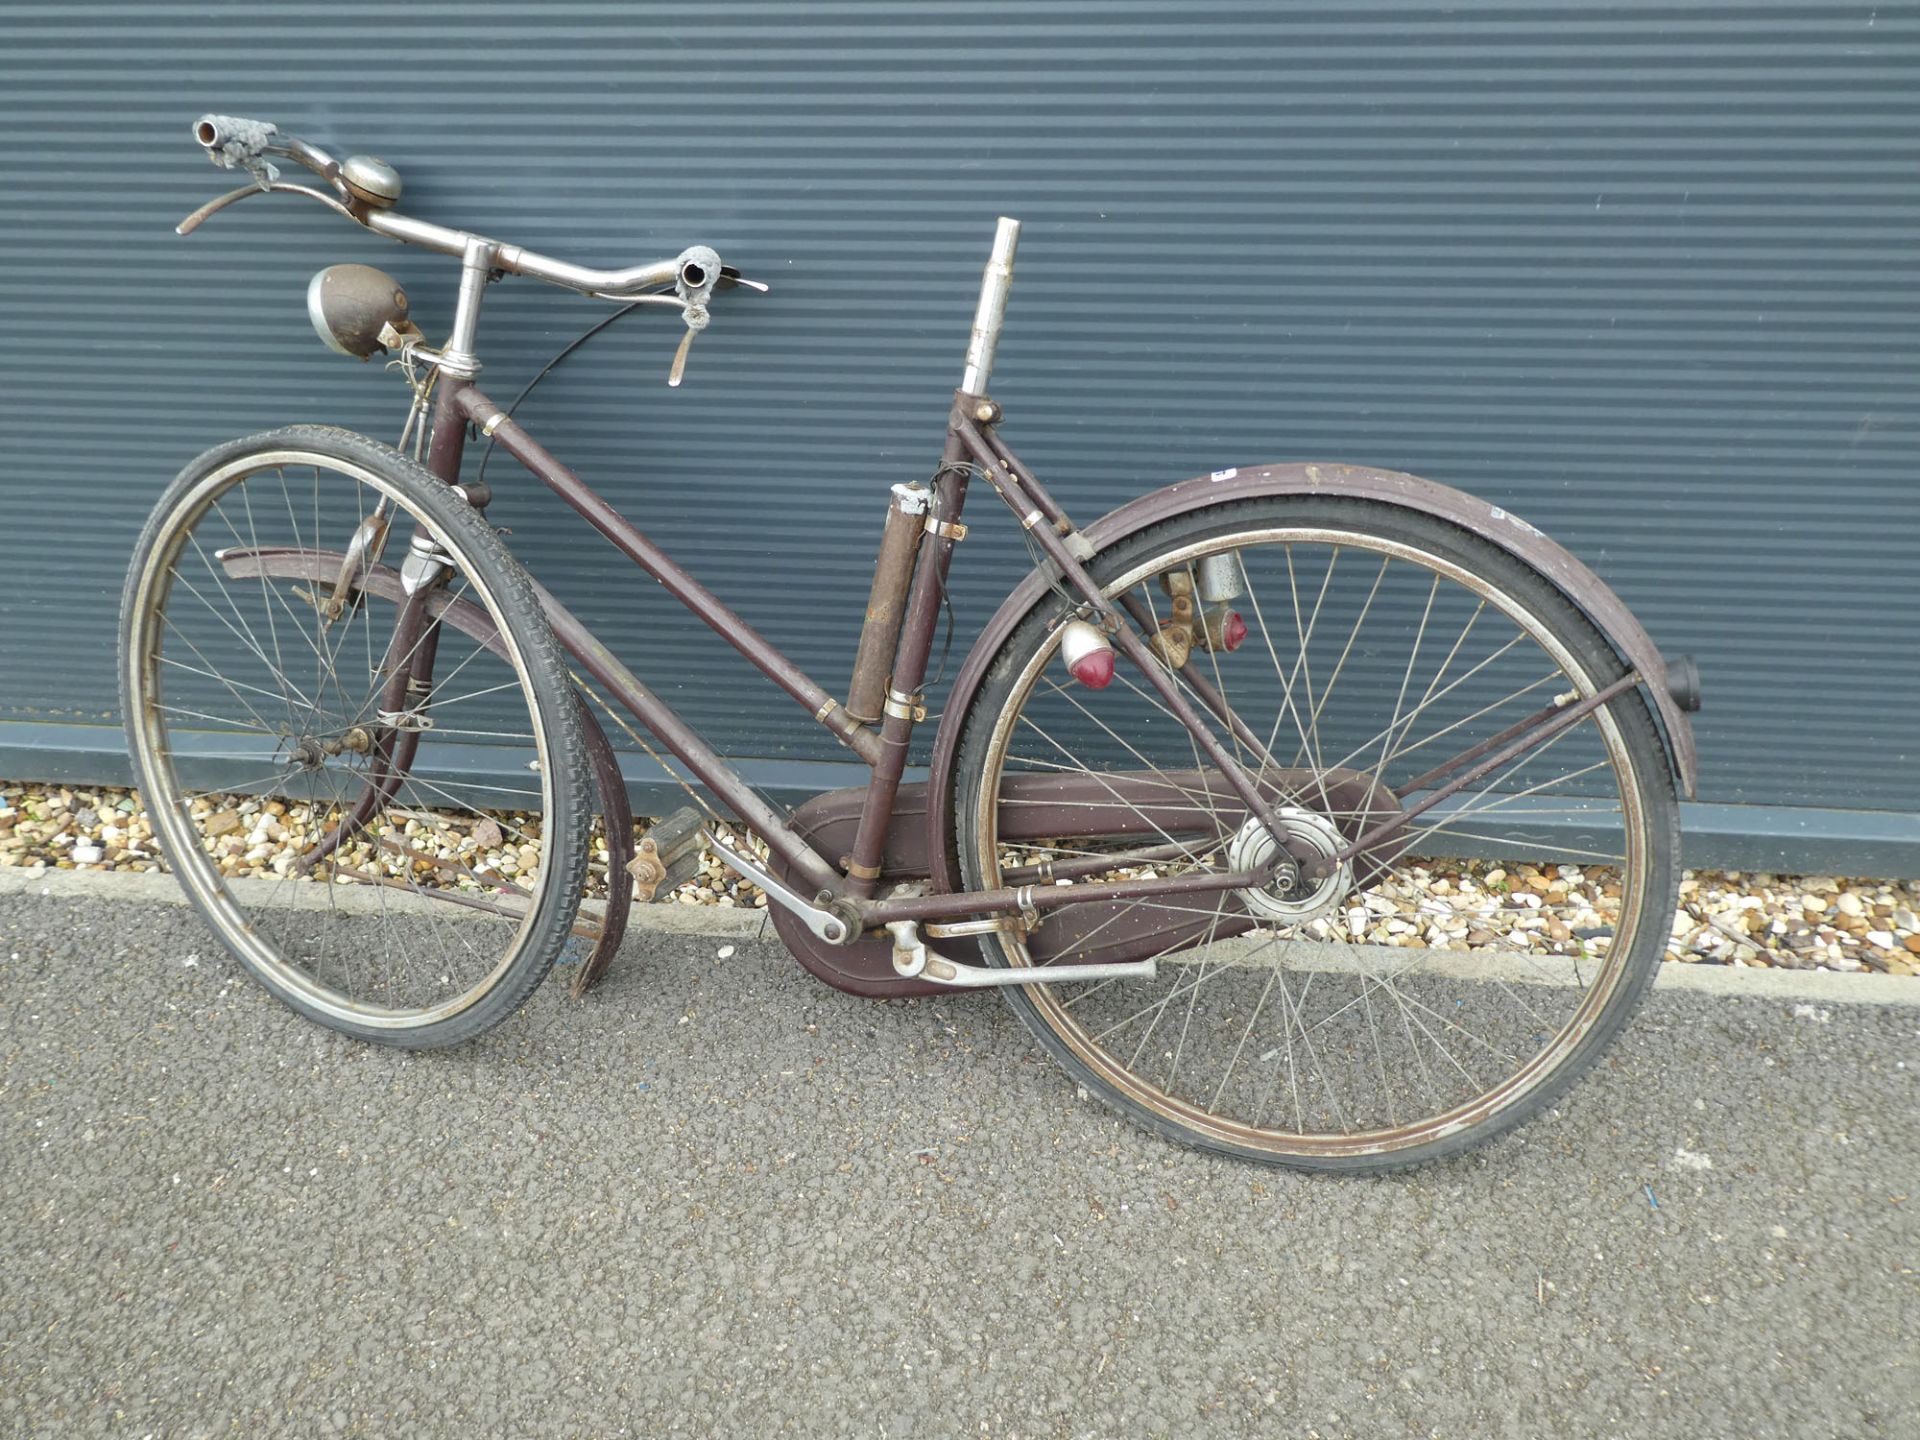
[951,495,1680,1173]
[121,425,592,1048]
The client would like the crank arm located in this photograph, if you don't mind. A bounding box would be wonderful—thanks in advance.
[706,829,852,944]
[885,921,1156,988]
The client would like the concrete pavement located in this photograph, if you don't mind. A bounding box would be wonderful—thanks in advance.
[1,880,1915,1437]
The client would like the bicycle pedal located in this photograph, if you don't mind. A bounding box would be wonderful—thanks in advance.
[626,805,705,902]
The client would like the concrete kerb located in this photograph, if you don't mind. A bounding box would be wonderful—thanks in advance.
[3,864,1917,1006]
[0,864,768,938]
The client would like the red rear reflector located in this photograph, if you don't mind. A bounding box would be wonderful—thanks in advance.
[1069,649,1116,688]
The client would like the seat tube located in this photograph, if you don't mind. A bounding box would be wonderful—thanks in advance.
[843,426,973,896]
[843,218,1019,894]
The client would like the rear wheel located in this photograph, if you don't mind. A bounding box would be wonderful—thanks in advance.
[952,497,1679,1172]
[121,426,591,1047]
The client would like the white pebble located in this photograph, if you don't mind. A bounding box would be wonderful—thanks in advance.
[716,945,735,960]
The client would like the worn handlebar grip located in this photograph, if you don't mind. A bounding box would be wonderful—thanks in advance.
[192,113,279,171]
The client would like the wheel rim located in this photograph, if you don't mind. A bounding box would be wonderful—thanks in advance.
[126,450,562,1028]
[969,523,1656,1161]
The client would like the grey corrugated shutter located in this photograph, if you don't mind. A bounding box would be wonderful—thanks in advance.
[1,2,1915,870]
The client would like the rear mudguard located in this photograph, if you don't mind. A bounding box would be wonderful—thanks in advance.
[925,462,1699,896]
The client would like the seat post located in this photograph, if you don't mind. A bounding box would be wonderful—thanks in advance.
[960,216,1020,396]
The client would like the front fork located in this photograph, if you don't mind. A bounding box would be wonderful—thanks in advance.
[303,380,470,870]
[300,577,444,872]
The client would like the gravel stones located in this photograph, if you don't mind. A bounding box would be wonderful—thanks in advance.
[2,780,1914,975]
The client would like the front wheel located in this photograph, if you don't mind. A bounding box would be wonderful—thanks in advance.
[121,426,592,1047]
[951,497,1679,1172]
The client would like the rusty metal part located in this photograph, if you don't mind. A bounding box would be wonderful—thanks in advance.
[622,806,705,903]
[840,426,975,897]
[626,838,669,902]
[1148,623,1191,668]
[319,511,389,619]
[845,484,929,723]
[1113,593,1275,766]
[882,687,925,722]
[1149,569,1196,667]
[1193,601,1240,652]
[924,517,967,542]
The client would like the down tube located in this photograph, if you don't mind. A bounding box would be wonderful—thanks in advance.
[527,586,843,896]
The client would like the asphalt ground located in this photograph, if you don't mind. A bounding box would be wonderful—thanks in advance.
[1,876,1916,1438]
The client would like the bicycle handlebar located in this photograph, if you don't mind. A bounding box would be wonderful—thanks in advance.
[185,113,694,300]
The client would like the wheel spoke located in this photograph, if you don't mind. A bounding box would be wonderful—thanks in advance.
[961,510,1668,1167]
[125,448,580,1039]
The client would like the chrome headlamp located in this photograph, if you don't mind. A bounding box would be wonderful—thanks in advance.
[306,263,411,360]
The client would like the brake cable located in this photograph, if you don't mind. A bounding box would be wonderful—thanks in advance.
[472,299,650,487]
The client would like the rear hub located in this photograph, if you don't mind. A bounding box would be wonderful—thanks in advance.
[1227,807,1351,926]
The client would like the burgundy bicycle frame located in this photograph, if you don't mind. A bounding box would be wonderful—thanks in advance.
[392,366,1632,936]
[422,371,1270,917]
[293,214,1627,939]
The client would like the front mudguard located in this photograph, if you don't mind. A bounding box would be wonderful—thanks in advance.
[925,462,1700,894]
[215,544,637,995]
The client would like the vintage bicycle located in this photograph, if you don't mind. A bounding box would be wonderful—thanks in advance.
[121,114,1702,1172]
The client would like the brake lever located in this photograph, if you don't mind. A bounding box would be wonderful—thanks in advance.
[175,183,264,235]
[666,325,698,387]
[664,258,771,386]
[667,302,708,388]
[176,179,358,236]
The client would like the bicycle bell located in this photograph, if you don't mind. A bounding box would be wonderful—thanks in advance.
[306,262,411,359]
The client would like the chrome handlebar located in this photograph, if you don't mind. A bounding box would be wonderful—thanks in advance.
[181,114,721,302]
